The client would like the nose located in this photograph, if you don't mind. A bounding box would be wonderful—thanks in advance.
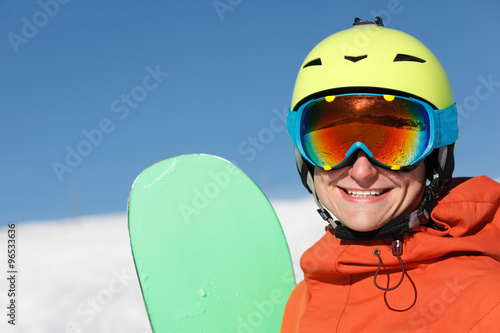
[348,151,378,181]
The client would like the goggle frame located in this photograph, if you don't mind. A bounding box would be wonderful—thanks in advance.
[287,93,458,171]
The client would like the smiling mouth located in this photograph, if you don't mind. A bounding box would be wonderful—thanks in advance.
[344,189,390,198]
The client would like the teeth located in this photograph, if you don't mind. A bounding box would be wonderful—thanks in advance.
[347,189,384,197]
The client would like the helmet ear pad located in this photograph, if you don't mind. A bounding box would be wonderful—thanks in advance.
[425,144,455,182]
[294,148,315,194]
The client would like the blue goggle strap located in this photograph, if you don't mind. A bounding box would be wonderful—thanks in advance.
[430,103,458,148]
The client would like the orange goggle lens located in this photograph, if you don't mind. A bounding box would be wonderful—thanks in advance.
[299,94,431,170]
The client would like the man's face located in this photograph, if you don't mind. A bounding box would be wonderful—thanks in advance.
[314,151,426,232]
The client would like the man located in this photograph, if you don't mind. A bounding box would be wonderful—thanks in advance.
[281,18,500,332]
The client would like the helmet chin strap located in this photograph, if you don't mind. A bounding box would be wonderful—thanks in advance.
[331,210,419,241]
[312,187,339,229]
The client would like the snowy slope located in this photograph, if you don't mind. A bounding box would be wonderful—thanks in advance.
[0,198,325,333]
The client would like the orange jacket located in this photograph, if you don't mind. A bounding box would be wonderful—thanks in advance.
[281,176,500,332]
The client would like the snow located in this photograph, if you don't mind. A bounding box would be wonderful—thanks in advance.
[0,198,325,332]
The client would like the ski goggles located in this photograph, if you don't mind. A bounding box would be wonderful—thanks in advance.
[287,93,458,171]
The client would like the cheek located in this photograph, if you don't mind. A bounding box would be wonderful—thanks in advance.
[313,168,329,202]
[313,167,344,205]
[401,164,427,208]
[410,163,427,189]
[313,167,344,183]
[391,162,426,187]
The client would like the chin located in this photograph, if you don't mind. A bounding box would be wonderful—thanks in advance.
[342,217,387,232]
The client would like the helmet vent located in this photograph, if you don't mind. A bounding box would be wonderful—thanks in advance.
[303,58,322,68]
[393,53,426,63]
[345,55,368,63]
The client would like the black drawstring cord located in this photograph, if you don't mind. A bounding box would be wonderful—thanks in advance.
[372,239,406,291]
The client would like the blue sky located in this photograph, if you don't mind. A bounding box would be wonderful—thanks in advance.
[1,0,499,223]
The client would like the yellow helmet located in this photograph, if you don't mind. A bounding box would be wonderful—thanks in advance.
[291,18,454,111]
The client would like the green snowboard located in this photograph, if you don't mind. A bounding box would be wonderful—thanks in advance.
[128,154,296,332]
